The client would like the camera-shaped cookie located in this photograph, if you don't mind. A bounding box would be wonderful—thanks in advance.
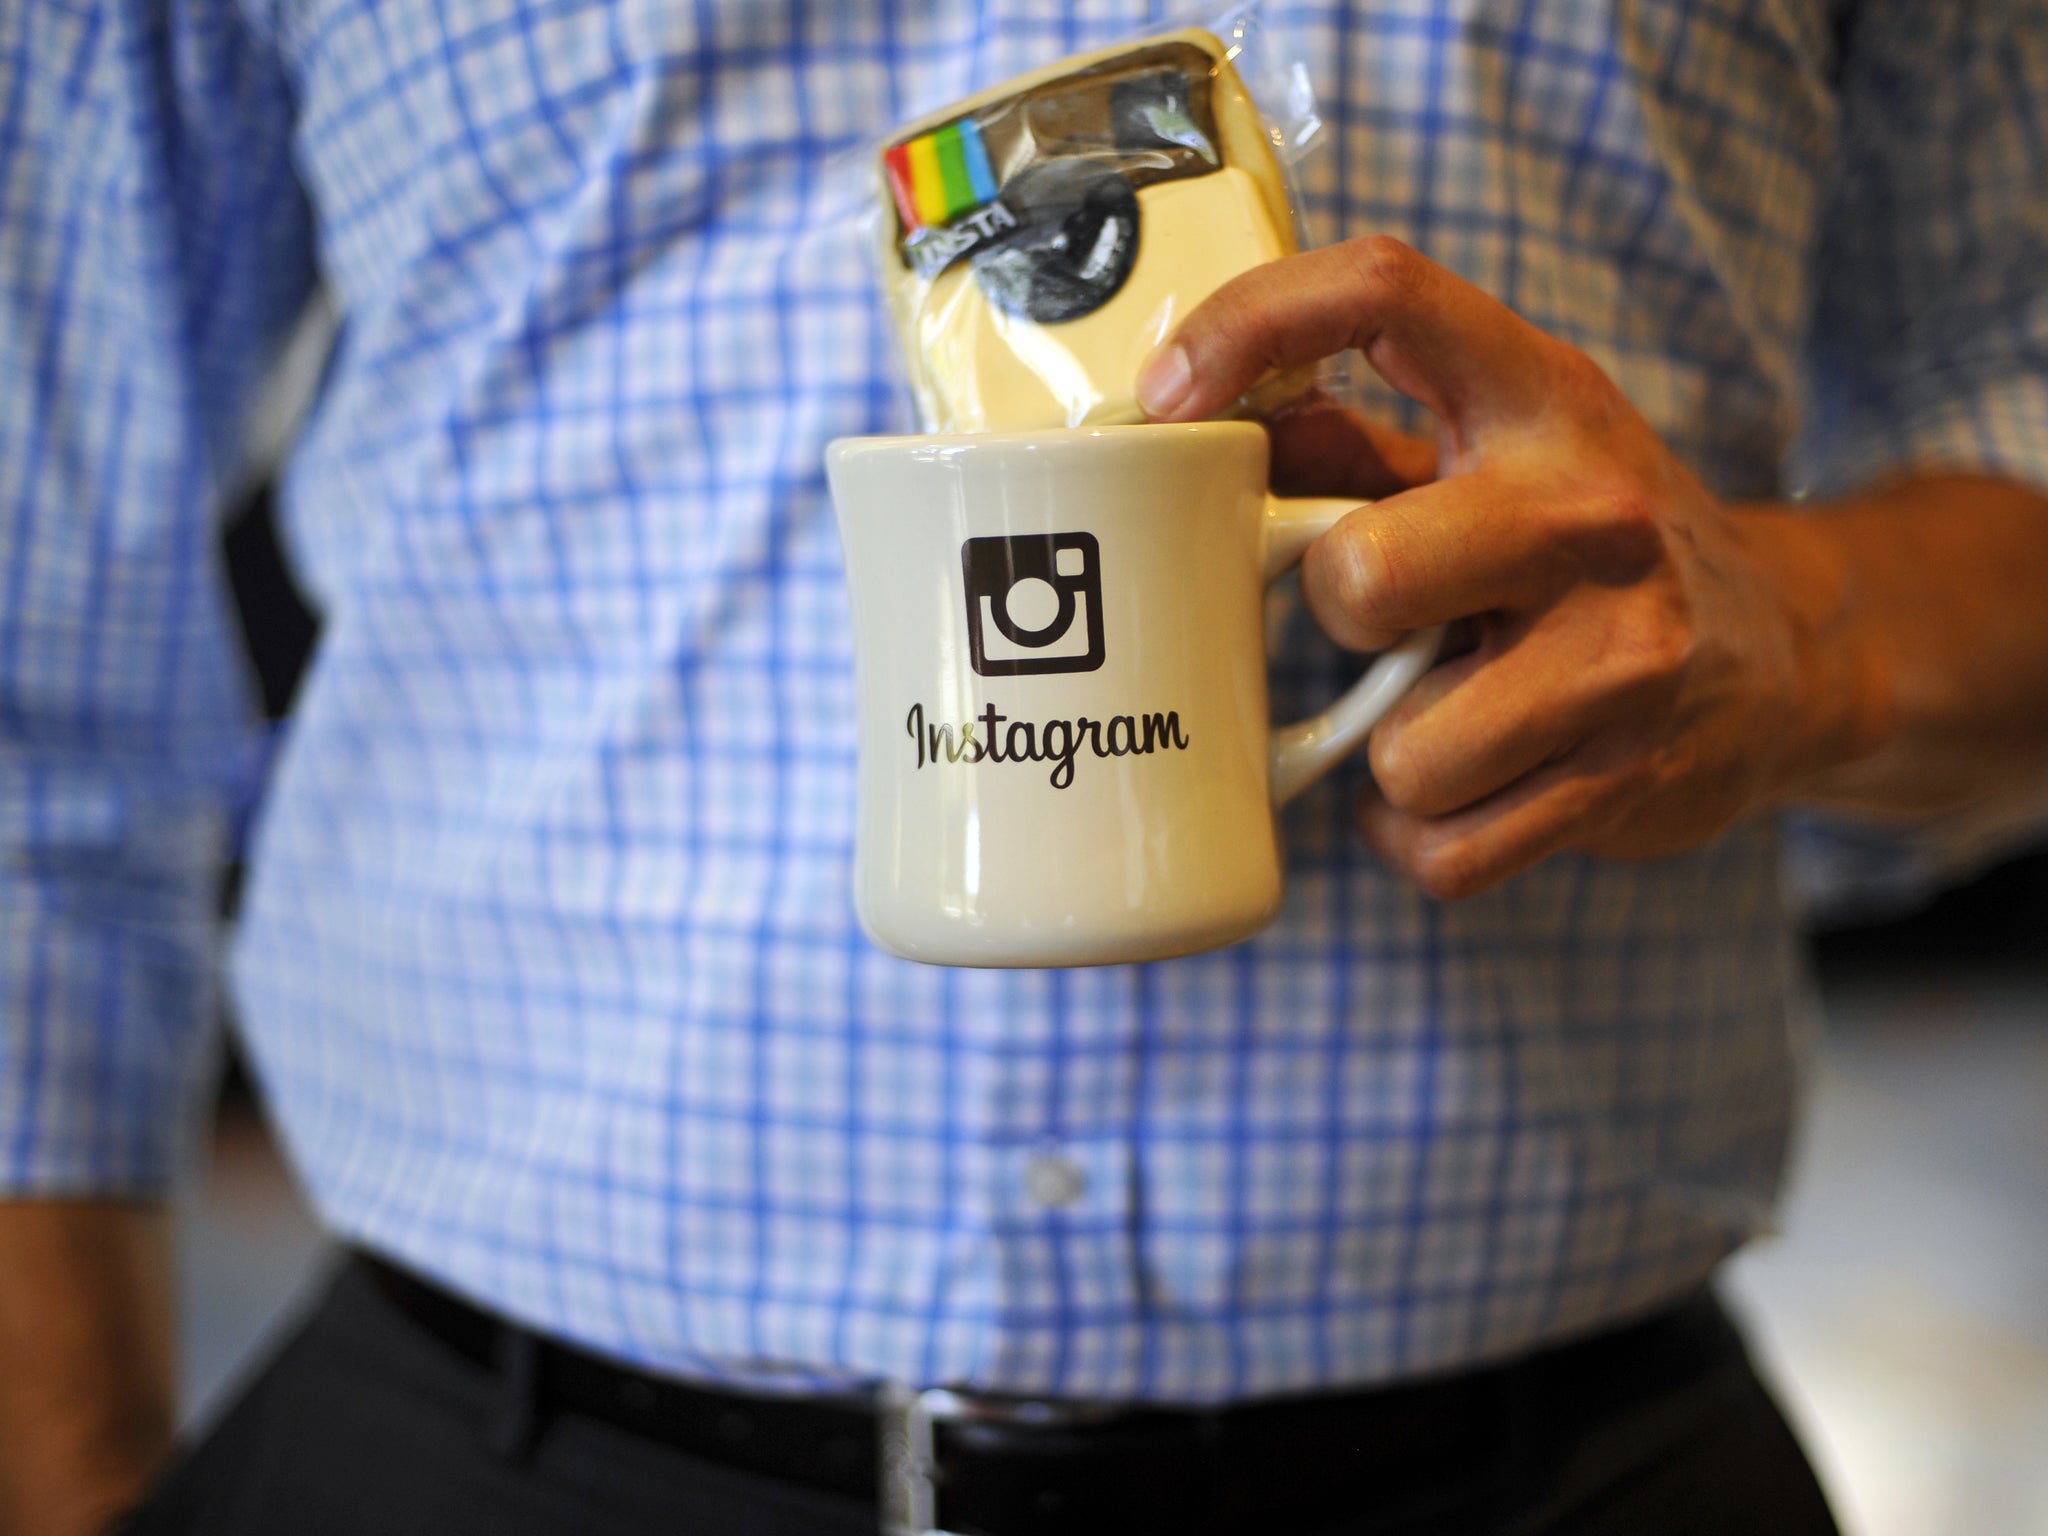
[878,32,1310,433]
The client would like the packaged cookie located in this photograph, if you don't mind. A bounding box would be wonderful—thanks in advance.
[875,24,1321,433]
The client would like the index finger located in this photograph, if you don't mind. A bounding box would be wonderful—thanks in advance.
[1138,236,1565,437]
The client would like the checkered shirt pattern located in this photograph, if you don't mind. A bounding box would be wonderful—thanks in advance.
[4,0,2045,1400]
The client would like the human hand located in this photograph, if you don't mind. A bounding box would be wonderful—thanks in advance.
[1138,236,1883,899]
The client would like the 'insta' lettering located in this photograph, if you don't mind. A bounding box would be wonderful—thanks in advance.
[906,703,1191,789]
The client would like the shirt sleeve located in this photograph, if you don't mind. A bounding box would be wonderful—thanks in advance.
[1783,0,2048,921]
[1794,0,2048,500]
[0,0,315,1195]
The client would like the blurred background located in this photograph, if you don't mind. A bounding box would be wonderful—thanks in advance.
[182,464,2048,1536]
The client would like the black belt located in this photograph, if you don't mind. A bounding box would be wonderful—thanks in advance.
[356,1251,1733,1536]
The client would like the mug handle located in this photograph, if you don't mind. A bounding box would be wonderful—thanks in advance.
[1262,495,1446,805]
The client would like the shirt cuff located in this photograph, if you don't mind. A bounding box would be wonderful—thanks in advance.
[0,776,230,1200]
[1798,372,2048,503]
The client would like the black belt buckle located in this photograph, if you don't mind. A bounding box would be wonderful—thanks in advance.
[878,1385,1126,1536]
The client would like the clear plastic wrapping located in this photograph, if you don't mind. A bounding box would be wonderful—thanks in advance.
[871,8,1325,433]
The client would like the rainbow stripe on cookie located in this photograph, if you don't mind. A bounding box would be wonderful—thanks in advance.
[885,118,1000,232]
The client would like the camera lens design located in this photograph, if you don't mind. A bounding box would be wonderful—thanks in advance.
[962,533,1106,676]
[971,162,1142,325]
[1110,67,1216,162]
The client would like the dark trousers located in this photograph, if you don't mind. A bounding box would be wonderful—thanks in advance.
[129,1261,1840,1536]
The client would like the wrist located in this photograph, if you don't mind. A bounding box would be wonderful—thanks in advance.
[1729,505,1898,806]
[0,1202,175,1536]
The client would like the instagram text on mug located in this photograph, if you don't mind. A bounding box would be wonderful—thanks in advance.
[906,703,1191,789]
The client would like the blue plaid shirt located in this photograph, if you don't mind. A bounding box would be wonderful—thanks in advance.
[3,0,2045,1400]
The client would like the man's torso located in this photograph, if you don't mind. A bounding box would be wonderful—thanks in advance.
[229,0,1834,1398]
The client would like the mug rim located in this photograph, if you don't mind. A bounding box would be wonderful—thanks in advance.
[825,418,1265,467]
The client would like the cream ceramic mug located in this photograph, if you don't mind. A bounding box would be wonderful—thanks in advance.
[828,421,1443,967]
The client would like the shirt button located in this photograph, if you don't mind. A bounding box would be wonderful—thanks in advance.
[1023,1153,1087,1210]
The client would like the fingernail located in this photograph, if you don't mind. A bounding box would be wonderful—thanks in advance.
[1137,344,1193,419]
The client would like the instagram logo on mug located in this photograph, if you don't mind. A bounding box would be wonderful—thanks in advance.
[962,532,1105,676]
[828,423,1443,967]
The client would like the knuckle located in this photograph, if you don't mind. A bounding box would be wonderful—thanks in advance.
[1591,481,1658,536]
[1602,634,1684,713]
[1556,346,1625,416]
[1559,344,1614,393]
[1553,475,1666,587]
[1583,759,1641,822]
[1613,600,1695,696]
[1348,234,1431,302]
[1312,522,1399,635]
[1578,485,1666,575]
[1410,837,1483,902]
[1368,723,1432,814]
